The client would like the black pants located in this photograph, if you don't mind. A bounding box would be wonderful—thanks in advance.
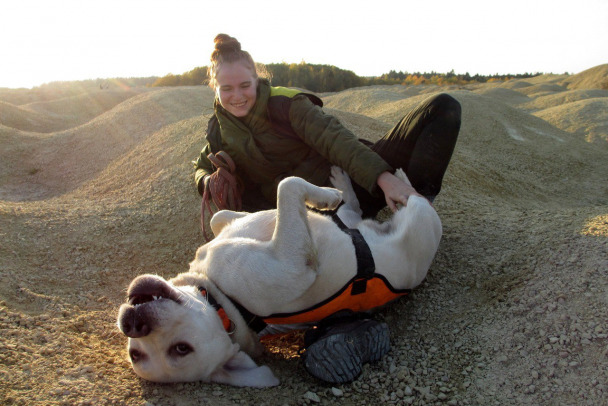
[353,93,461,218]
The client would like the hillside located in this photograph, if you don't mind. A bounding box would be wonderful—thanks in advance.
[0,65,607,405]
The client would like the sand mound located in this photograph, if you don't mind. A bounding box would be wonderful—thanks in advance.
[516,73,569,85]
[1,68,607,405]
[23,89,147,131]
[513,82,567,97]
[500,80,532,90]
[0,86,215,201]
[0,101,62,133]
[561,64,608,90]
[533,97,608,142]
[472,87,531,106]
[434,91,604,208]
[521,89,608,111]
[325,89,429,123]
[322,86,424,123]
[0,89,148,133]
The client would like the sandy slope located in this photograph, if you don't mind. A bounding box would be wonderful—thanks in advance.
[1,67,606,405]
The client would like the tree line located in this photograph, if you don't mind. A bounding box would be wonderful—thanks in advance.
[149,62,547,92]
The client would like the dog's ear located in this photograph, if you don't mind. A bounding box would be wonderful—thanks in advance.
[209,350,279,388]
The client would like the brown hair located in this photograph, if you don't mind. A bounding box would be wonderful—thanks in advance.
[208,34,269,89]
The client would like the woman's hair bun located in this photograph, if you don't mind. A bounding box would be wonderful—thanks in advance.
[213,34,241,56]
[208,33,268,88]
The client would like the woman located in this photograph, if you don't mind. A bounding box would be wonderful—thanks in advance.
[193,34,461,384]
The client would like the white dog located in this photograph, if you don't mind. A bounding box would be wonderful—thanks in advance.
[117,167,442,387]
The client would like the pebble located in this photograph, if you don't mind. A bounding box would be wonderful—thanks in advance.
[303,391,320,403]
[4,130,607,406]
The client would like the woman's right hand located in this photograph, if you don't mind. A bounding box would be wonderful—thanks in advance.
[376,171,425,212]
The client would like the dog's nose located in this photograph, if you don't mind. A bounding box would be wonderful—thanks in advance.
[118,305,152,338]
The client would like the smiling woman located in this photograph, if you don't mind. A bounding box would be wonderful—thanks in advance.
[210,35,260,117]
[193,33,461,384]
[195,34,460,217]
[215,63,257,117]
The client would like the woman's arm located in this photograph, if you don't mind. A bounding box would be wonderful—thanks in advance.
[194,142,214,196]
[289,95,392,196]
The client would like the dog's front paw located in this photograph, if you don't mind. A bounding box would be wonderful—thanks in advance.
[329,166,350,193]
[394,168,412,186]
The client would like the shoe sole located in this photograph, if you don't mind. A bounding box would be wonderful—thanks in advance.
[303,321,390,383]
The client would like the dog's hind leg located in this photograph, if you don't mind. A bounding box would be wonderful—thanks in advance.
[272,177,341,265]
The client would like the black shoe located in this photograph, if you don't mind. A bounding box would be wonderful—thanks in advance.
[302,318,390,383]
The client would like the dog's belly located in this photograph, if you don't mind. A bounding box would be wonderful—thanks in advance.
[269,216,359,313]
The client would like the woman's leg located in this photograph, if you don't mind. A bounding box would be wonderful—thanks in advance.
[355,93,461,217]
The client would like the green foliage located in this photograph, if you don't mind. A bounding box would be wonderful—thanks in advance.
[150,67,207,87]
[266,62,365,92]
[149,62,547,92]
[369,69,545,87]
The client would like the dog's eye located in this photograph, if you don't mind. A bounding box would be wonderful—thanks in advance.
[171,342,193,357]
[130,349,144,363]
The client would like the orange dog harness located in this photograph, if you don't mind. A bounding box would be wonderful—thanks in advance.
[223,212,410,333]
[262,274,409,325]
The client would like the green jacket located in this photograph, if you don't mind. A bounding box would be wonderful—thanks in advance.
[194,80,392,204]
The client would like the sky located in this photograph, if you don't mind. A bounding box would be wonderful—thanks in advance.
[1,0,607,89]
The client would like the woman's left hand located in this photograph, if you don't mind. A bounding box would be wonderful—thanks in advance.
[376,171,423,212]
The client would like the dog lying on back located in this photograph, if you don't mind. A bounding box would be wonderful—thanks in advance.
[117,167,442,387]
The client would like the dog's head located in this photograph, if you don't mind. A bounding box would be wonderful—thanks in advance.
[116,274,278,387]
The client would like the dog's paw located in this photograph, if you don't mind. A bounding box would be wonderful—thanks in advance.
[329,166,350,193]
[394,168,412,186]
[306,187,342,211]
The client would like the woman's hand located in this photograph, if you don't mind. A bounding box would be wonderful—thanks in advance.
[376,171,424,212]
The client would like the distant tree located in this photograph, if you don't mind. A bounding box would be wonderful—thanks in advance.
[149,62,543,91]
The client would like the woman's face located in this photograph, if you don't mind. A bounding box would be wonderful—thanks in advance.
[215,62,258,117]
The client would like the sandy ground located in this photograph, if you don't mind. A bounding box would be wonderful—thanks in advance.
[1,65,607,405]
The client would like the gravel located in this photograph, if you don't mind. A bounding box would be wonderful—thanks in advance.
[1,76,607,405]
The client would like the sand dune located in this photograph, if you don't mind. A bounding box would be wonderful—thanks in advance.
[0,66,606,405]
[472,87,532,105]
[516,83,567,97]
[21,89,146,132]
[561,64,608,90]
[521,88,608,111]
[0,86,214,201]
[0,100,60,133]
[533,97,608,142]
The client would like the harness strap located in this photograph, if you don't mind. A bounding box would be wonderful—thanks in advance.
[331,213,376,294]
[226,295,269,334]
[198,287,235,334]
